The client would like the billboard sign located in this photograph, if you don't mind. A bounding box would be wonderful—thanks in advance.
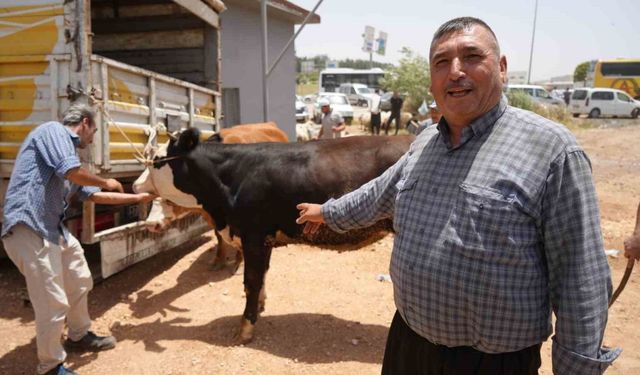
[376,31,387,56]
[362,25,375,52]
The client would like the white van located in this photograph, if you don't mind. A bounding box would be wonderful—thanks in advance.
[570,88,640,118]
[507,84,565,106]
[338,83,375,106]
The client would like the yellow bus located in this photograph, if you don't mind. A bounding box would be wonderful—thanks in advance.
[587,59,640,99]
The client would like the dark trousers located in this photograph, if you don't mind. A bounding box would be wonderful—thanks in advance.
[385,111,401,135]
[371,113,381,135]
[382,311,541,375]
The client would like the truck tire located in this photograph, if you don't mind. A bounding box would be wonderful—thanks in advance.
[632,108,640,119]
[588,108,600,119]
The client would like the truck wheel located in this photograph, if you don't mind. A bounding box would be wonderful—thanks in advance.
[588,108,600,118]
[632,108,640,119]
[572,113,579,118]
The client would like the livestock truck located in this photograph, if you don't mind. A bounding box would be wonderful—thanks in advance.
[0,0,226,278]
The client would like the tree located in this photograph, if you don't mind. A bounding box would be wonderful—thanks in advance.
[574,61,590,83]
[380,47,431,112]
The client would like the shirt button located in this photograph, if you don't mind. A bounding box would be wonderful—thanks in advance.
[479,203,484,209]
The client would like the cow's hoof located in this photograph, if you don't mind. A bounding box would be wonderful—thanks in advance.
[236,318,254,344]
[229,259,242,275]
[210,259,226,271]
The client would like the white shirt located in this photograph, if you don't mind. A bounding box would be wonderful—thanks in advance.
[321,110,344,139]
[370,93,381,115]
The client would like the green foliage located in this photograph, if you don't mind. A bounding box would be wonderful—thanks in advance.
[380,47,431,112]
[338,58,394,70]
[296,56,394,73]
[508,90,574,126]
[506,90,535,111]
[574,61,590,83]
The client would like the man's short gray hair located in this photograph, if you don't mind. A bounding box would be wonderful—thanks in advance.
[429,17,500,60]
[62,103,95,126]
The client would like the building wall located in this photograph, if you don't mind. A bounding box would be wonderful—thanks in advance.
[508,70,528,85]
[220,4,296,140]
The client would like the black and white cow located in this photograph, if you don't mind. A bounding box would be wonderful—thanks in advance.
[133,128,413,342]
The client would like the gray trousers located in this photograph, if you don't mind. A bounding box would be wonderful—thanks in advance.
[2,224,93,374]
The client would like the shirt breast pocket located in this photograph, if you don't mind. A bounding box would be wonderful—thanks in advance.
[394,177,418,231]
[446,183,538,265]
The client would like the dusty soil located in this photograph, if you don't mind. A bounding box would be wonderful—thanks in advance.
[1,120,639,375]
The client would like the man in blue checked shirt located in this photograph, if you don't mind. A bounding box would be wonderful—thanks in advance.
[297,17,620,375]
[2,103,155,375]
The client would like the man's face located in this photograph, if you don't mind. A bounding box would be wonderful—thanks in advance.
[321,105,330,114]
[429,26,507,127]
[78,117,97,148]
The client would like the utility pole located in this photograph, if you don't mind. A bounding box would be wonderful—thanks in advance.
[527,0,539,84]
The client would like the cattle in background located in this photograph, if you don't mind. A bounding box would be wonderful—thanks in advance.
[133,131,413,343]
[144,122,288,269]
[358,111,413,132]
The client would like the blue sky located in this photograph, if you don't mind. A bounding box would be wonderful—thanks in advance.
[292,0,639,81]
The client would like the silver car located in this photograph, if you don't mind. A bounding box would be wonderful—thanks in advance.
[295,95,309,123]
[313,93,354,125]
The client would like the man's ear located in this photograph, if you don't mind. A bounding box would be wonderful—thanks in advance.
[499,55,508,84]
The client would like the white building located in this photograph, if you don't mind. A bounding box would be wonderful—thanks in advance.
[507,71,528,85]
[220,0,320,140]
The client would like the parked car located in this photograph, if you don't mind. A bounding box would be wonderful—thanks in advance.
[570,88,640,118]
[379,91,393,111]
[338,83,375,106]
[507,84,565,107]
[313,93,354,125]
[295,95,309,122]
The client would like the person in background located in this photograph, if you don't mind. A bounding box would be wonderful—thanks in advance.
[2,103,155,375]
[409,101,443,135]
[427,100,442,125]
[405,112,422,135]
[297,17,619,375]
[563,87,572,105]
[384,90,403,135]
[369,88,382,135]
[316,97,346,139]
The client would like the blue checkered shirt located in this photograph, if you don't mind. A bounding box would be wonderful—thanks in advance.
[323,99,621,374]
[2,122,100,244]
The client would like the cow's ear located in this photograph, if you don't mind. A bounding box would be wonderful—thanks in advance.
[176,128,201,152]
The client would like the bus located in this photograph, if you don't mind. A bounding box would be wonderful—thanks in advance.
[586,59,640,99]
[318,68,385,93]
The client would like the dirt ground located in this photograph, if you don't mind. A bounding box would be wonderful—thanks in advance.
[1,120,639,375]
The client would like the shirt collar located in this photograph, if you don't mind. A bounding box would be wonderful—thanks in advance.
[436,96,508,147]
[61,122,81,147]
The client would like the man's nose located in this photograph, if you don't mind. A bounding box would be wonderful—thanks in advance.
[448,58,466,80]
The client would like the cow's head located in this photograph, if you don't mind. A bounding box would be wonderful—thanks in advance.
[133,128,203,208]
[144,198,193,232]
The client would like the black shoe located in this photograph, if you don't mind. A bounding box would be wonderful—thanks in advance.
[64,331,116,352]
[44,363,78,375]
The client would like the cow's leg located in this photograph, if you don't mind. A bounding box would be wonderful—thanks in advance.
[257,246,272,313]
[238,237,269,344]
[212,231,229,270]
[212,231,244,272]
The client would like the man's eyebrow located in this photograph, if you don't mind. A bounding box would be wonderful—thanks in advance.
[431,44,486,62]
